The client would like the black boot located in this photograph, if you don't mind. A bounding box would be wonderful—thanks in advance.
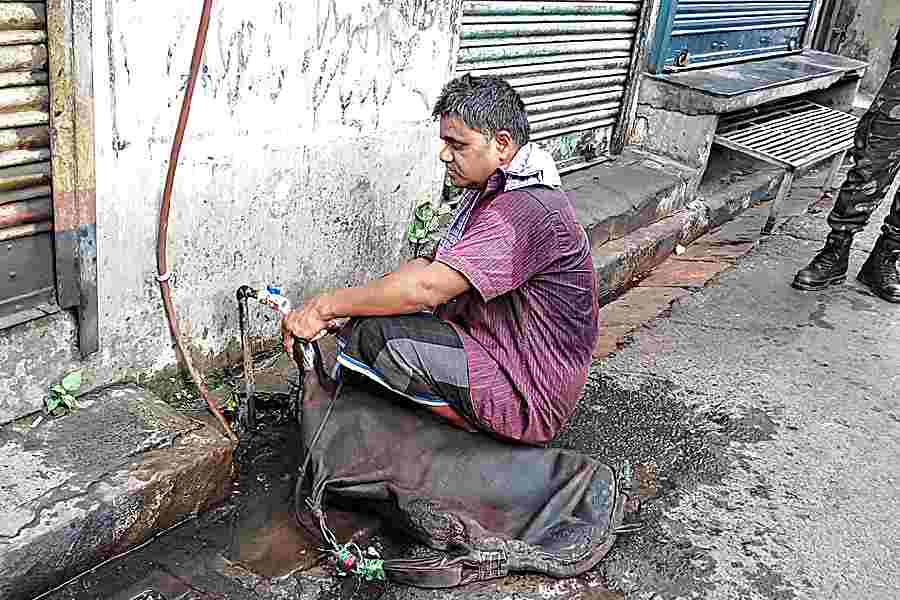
[857,234,900,303]
[792,231,854,291]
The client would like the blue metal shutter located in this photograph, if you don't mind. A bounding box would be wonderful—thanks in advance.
[661,0,815,70]
[456,1,643,169]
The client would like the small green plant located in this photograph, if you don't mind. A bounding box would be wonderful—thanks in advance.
[46,370,83,414]
[211,381,240,413]
[407,201,453,256]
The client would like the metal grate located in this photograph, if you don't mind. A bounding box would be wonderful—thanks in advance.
[714,99,859,234]
[714,99,859,169]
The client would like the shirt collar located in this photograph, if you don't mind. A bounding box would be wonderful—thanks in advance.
[483,143,562,196]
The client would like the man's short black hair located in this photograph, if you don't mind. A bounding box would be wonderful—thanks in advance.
[432,74,530,146]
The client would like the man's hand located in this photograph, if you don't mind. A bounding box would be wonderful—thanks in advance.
[281,296,336,355]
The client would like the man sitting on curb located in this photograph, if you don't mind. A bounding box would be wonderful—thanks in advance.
[282,74,599,445]
[792,28,900,303]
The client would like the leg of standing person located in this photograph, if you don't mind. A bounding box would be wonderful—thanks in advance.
[855,54,900,303]
[793,29,900,302]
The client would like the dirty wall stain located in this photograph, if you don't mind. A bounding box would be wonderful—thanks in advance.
[303,0,458,129]
[4,1,457,421]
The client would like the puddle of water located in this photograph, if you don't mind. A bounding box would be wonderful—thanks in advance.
[45,393,392,598]
[224,400,386,579]
[228,504,319,577]
[227,501,384,578]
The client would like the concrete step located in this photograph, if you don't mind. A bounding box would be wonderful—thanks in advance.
[590,151,785,305]
[593,202,774,359]
[591,160,847,360]
[563,149,697,247]
[0,386,234,600]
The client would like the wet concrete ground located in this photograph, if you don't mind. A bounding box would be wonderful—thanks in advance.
[46,175,899,599]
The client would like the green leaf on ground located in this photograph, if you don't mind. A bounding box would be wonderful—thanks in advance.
[46,395,63,413]
[61,370,83,392]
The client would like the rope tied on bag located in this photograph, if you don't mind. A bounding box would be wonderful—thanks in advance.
[331,541,386,582]
[291,341,387,582]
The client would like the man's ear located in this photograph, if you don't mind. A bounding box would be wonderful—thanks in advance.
[494,130,517,163]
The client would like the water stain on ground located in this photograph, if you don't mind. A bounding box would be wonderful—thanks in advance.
[46,393,391,600]
[554,372,732,492]
[554,370,780,599]
[47,360,781,600]
[806,301,835,330]
[225,417,385,580]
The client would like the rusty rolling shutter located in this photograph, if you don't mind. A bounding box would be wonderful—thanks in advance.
[0,1,55,322]
[456,1,643,170]
[656,0,816,71]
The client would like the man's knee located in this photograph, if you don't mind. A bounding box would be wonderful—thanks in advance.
[352,316,391,339]
[345,317,393,363]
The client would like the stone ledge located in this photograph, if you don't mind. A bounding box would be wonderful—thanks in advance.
[0,386,234,600]
[592,202,777,360]
[592,151,783,305]
[564,149,698,247]
[697,152,785,230]
[593,209,703,305]
[641,51,867,115]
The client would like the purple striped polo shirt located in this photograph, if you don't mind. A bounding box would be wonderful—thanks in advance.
[435,149,598,445]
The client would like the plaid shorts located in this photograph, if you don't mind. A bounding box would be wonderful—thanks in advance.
[335,313,475,422]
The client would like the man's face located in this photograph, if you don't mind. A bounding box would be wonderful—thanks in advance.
[438,115,514,189]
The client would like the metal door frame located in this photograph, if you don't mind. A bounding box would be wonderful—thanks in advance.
[810,0,846,52]
[611,0,656,154]
[46,0,99,356]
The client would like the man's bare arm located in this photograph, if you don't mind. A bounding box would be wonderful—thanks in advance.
[281,260,469,348]
[325,259,467,316]
[387,257,433,278]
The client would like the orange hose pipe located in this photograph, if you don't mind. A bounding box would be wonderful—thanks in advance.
[156,0,237,443]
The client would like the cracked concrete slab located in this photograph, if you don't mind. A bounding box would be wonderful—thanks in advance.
[594,287,691,359]
[637,259,728,289]
[0,386,234,600]
[639,52,867,116]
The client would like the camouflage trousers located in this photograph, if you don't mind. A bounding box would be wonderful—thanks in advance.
[828,64,900,240]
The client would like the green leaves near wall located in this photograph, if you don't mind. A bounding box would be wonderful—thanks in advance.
[46,370,83,414]
[407,201,454,256]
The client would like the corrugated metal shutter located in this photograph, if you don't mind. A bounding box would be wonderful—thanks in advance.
[0,1,54,320]
[663,0,815,69]
[456,1,642,169]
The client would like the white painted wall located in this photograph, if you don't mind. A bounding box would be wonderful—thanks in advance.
[0,0,462,422]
